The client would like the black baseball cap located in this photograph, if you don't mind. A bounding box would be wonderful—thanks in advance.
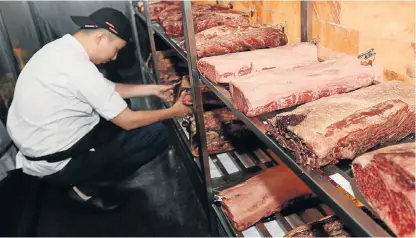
[71,8,132,42]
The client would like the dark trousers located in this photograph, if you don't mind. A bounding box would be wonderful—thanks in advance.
[42,122,169,196]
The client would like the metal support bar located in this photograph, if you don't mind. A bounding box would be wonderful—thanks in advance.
[210,155,229,178]
[275,213,293,233]
[301,0,312,42]
[143,1,160,84]
[227,152,248,173]
[128,0,147,84]
[255,223,272,237]
[180,1,216,235]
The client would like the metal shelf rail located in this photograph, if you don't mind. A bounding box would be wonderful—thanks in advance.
[128,0,147,84]
[131,1,393,237]
[134,1,216,233]
[180,1,218,234]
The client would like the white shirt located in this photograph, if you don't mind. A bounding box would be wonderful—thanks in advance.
[7,34,127,177]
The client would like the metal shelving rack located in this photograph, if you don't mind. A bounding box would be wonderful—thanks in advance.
[130,1,395,237]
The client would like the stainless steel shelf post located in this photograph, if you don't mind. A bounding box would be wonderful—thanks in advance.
[143,1,160,84]
[128,0,147,84]
[180,1,216,235]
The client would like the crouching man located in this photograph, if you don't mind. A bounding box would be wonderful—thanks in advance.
[7,8,192,211]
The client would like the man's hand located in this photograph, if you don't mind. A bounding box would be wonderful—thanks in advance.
[153,83,178,102]
[171,91,193,118]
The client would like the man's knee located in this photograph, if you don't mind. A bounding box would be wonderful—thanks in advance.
[119,122,169,166]
[145,122,169,145]
[124,122,169,148]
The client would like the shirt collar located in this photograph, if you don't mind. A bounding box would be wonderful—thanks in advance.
[62,34,89,60]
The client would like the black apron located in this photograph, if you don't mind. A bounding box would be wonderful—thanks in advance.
[24,118,121,163]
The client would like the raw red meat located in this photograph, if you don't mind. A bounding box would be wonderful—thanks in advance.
[193,12,249,33]
[190,107,239,133]
[137,1,178,21]
[161,9,249,37]
[219,165,314,231]
[194,25,287,58]
[190,123,249,156]
[177,76,224,107]
[157,5,181,22]
[266,80,415,168]
[191,24,281,46]
[158,4,217,24]
[197,42,318,84]
[193,25,245,43]
[189,107,251,156]
[230,55,378,117]
[352,142,415,237]
[152,50,188,84]
[284,215,351,237]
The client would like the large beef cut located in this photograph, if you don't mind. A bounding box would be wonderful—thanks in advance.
[157,5,182,23]
[219,165,314,231]
[352,142,415,237]
[189,107,251,156]
[177,76,224,107]
[193,25,287,58]
[137,1,179,21]
[190,107,238,133]
[191,24,281,45]
[230,55,378,117]
[284,215,351,237]
[161,8,249,37]
[152,50,188,85]
[193,25,246,43]
[157,4,224,24]
[197,42,318,84]
[266,80,415,168]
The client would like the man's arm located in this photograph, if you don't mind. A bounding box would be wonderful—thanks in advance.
[112,107,176,130]
[115,83,157,99]
[111,91,192,130]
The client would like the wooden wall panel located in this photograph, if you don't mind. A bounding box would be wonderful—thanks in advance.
[311,0,415,83]
[313,19,359,56]
[359,33,413,76]
[312,1,340,24]
[340,1,414,43]
[263,1,301,44]
[215,0,301,44]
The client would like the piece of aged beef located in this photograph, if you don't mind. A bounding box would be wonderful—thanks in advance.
[230,55,378,117]
[193,25,287,58]
[189,107,251,156]
[219,165,314,231]
[162,10,249,37]
[137,1,179,21]
[153,50,187,85]
[197,42,318,84]
[266,80,415,168]
[176,76,223,107]
[352,142,415,237]
[284,215,351,237]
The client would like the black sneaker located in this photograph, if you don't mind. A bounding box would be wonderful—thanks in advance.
[68,188,121,212]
